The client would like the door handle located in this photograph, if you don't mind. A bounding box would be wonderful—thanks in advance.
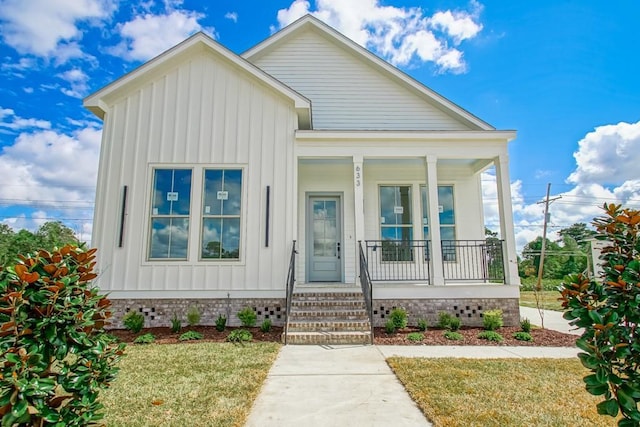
[336,242,341,259]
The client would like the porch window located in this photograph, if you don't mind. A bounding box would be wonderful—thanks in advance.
[421,185,456,261]
[201,169,242,259]
[148,168,192,260]
[379,185,413,261]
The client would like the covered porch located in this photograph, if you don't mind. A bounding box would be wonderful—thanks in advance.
[293,130,520,288]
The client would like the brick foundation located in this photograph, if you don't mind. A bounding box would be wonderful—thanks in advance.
[108,298,285,329]
[372,298,520,327]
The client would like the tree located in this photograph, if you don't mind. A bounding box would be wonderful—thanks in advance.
[0,222,79,267]
[521,237,563,278]
[557,222,596,249]
[0,225,14,266]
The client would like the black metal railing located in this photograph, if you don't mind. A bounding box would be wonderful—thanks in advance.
[364,240,431,282]
[441,240,505,283]
[284,240,297,345]
[358,241,374,344]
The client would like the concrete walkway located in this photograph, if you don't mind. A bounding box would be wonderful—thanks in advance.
[245,306,581,426]
[519,306,583,335]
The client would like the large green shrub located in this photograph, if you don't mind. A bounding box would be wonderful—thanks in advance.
[122,310,144,333]
[389,307,408,330]
[237,307,257,327]
[482,309,504,331]
[0,245,125,426]
[560,204,640,426]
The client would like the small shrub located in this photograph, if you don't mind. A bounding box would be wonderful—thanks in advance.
[134,333,155,344]
[237,307,257,327]
[170,313,182,333]
[482,309,504,331]
[407,332,424,342]
[389,307,408,330]
[478,331,504,342]
[123,310,145,333]
[513,331,533,341]
[215,314,227,332]
[520,317,532,333]
[444,331,464,341]
[437,312,455,329]
[186,306,201,326]
[227,329,253,343]
[417,318,428,331]
[260,318,272,332]
[179,331,203,341]
[385,319,397,334]
[449,317,462,331]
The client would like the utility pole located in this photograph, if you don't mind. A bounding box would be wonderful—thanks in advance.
[534,183,561,328]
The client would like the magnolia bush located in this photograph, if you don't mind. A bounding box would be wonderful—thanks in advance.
[560,204,640,426]
[0,245,125,426]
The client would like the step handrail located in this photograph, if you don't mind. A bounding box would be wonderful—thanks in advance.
[284,240,297,345]
[358,241,375,345]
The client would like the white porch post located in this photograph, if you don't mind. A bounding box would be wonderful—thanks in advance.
[495,154,521,285]
[353,155,365,281]
[425,155,445,286]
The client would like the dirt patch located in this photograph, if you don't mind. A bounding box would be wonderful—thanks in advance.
[109,325,577,347]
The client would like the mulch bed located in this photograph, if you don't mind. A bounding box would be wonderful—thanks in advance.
[109,325,577,347]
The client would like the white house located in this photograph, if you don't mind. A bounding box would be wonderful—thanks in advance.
[84,15,520,339]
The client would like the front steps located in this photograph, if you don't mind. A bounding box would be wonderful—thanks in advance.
[284,288,373,345]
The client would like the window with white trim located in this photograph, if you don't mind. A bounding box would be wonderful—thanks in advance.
[201,169,243,259]
[148,169,192,260]
[379,185,413,261]
[421,185,456,261]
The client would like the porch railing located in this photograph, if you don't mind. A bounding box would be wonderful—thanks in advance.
[363,239,505,283]
[441,240,505,283]
[284,240,297,345]
[364,240,431,282]
[358,241,374,344]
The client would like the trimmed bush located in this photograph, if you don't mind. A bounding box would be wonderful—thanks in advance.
[482,309,504,331]
[215,314,227,332]
[513,331,533,341]
[407,332,424,342]
[0,245,125,426]
[417,318,428,332]
[134,333,156,344]
[179,331,203,341]
[449,316,462,332]
[186,306,201,326]
[227,329,253,343]
[520,317,532,333]
[123,310,145,333]
[170,313,182,333]
[444,331,464,341]
[237,307,257,327]
[478,331,504,342]
[390,307,408,330]
[437,312,457,330]
[385,319,397,334]
[260,319,272,333]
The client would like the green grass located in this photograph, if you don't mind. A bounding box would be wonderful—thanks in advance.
[387,358,617,427]
[519,290,564,311]
[100,342,280,426]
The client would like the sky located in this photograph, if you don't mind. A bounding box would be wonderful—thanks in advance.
[0,0,639,251]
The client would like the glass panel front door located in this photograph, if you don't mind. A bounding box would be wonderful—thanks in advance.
[308,196,342,282]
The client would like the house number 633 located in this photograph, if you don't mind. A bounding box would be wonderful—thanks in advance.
[355,165,361,187]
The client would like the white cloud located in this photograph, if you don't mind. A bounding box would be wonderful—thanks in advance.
[57,68,90,98]
[0,108,51,131]
[0,0,115,61]
[274,0,483,73]
[108,10,209,61]
[225,12,238,23]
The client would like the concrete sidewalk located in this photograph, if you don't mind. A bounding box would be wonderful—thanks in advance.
[519,306,583,335]
[245,306,581,426]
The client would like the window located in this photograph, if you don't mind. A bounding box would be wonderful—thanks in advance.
[421,185,456,261]
[149,169,192,260]
[379,185,413,261]
[201,169,242,259]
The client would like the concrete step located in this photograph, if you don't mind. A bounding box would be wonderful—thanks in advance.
[292,299,366,309]
[288,320,371,332]
[292,293,365,301]
[284,331,372,345]
[289,309,369,321]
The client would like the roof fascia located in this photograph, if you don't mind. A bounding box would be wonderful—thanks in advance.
[295,129,516,142]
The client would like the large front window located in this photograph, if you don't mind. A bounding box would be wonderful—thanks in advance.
[149,169,192,259]
[201,169,242,259]
[421,185,456,261]
[379,185,413,261]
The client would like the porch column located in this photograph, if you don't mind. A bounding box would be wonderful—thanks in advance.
[353,155,365,281]
[425,155,445,286]
[495,154,521,285]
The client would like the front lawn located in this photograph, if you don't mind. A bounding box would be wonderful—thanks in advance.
[100,342,280,426]
[519,290,564,311]
[387,358,617,427]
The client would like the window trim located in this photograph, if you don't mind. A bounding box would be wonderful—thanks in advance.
[420,184,457,262]
[378,184,414,262]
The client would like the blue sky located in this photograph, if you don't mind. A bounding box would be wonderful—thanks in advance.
[0,0,639,250]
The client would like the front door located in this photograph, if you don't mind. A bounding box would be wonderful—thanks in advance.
[308,195,342,282]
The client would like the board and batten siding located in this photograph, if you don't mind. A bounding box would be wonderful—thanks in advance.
[93,51,298,296]
[250,29,470,131]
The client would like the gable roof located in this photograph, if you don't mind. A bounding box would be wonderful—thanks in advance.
[242,15,493,131]
[84,32,312,129]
